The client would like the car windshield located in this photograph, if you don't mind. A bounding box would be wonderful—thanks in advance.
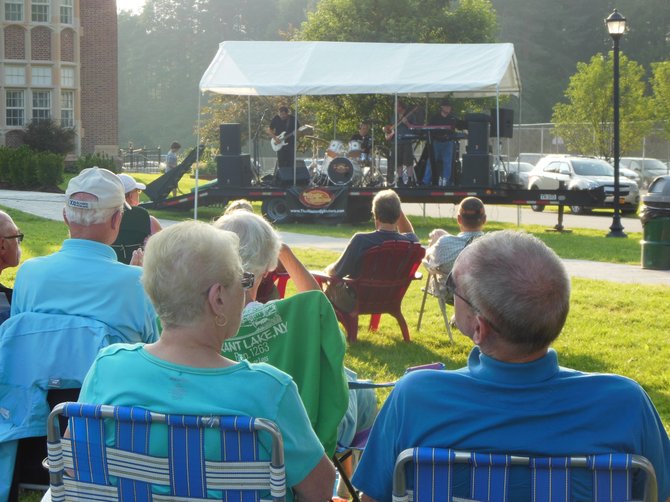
[642,159,669,172]
[572,160,613,176]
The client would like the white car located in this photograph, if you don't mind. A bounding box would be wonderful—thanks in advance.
[527,155,639,214]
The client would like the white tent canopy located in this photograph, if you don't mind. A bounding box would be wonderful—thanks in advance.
[199,41,521,97]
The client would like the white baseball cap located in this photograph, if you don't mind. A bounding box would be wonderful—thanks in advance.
[118,173,146,194]
[65,167,130,210]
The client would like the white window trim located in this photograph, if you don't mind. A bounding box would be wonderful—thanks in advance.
[4,0,24,22]
[60,66,75,87]
[6,89,26,127]
[5,65,26,86]
[32,66,53,87]
[32,89,52,121]
[31,0,51,23]
[60,90,74,127]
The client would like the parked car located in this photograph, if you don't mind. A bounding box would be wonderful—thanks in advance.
[527,155,639,214]
[508,161,535,187]
[619,157,669,188]
[516,153,544,166]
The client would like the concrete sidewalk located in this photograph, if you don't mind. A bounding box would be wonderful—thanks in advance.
[1,189,668,286]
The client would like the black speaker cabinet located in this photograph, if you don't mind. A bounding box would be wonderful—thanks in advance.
[216,154,251,186]
[461,154,493,187]
[276,165,310,187]
[219,123,241,155]
[490,108,514,138]
[465,114,490,154]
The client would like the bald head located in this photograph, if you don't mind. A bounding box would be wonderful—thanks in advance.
[0,211,22,272]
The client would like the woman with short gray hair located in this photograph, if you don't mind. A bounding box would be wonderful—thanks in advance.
[71,221,334,501]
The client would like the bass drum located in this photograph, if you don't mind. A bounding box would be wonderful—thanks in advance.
[325,156,362,186]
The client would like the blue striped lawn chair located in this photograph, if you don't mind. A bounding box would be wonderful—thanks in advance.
[46,402,286,501]
[392,447,658,502]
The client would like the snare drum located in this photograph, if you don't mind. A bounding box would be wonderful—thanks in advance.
[327,157,362,186]
[326,140,346,158]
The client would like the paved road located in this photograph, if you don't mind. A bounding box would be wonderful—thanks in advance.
[0,189,668,285]
[404,202,644,234]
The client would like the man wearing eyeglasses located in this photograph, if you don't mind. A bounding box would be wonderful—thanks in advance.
[0,211,22,324]
[353,231,670,502]
[10,167,159,344]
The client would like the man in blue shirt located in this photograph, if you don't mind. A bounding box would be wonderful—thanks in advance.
[353,230,670,502]
[11,167,159,343]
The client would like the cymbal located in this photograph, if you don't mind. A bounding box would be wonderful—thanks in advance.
[304,135,329,144]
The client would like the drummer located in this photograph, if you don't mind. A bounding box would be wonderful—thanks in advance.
[350,120,372,162]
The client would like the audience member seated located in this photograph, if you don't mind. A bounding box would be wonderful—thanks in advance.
[213,210,319,305]
[323,189,418,311]
[423,197,486,299]
[353,231,670,502]
[51,221,334,501]
[0,211,22,324]
[111,173,162,265]
[11,167,159,343]
[215,210,376,457]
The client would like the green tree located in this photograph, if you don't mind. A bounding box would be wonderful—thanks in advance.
[118,0,311,150]
[651,61,670,141]
[551,52,652,159]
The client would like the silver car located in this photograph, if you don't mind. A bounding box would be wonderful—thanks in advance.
[527,155,639,214]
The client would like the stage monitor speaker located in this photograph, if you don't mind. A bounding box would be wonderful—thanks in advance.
[461,154,493,187]
[466,119,490,154]
[276,165,310,187]
[490,108,514,138]
[219,123,241,155]
[216,154,251,186]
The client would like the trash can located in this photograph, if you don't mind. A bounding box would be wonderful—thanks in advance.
[640,175,670,270]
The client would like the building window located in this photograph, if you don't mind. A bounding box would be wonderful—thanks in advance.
[60,90,74,127]
[60,0,72,24]
[5,66,26,85]
[32,0,50,23]
[60,66,74,87]
[4,0,23,22]
[31,66,52,86]
[6,90,25,126]
[32,90,51,121]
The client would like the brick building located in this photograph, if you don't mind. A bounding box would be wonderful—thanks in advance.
[0,0,118,154]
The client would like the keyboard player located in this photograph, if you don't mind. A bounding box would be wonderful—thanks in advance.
[422,99,464,186]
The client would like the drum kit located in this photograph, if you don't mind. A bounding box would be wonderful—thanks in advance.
[305,136,384,188]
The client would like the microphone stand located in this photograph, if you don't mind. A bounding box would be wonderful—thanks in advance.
[252,109,268,184]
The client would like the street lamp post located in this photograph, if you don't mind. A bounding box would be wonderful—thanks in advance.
[606,9,627,238]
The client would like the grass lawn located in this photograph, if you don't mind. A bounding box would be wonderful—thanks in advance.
[5,190,669,500]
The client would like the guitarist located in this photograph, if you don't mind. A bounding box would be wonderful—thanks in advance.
[268,106,300,170]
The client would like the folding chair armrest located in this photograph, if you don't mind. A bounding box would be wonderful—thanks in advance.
[311,271,344,288]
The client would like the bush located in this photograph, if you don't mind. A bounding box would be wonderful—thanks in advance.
[0,145,63,189]
[73,152,118,174]
[22,119,75,154]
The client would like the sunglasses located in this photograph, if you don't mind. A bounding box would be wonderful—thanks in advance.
[2,233,24,243]
[241,271,255,290]
[446,271,501,333]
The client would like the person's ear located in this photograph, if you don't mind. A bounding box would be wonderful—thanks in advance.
[111,210,122,230]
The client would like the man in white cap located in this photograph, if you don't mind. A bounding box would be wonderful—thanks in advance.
[11,167,159,343]
[111,174,162,264]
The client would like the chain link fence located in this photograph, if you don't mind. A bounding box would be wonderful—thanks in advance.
[497,123,670,164]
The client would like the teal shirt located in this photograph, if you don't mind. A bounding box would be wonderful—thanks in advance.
[79,343,324,498]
